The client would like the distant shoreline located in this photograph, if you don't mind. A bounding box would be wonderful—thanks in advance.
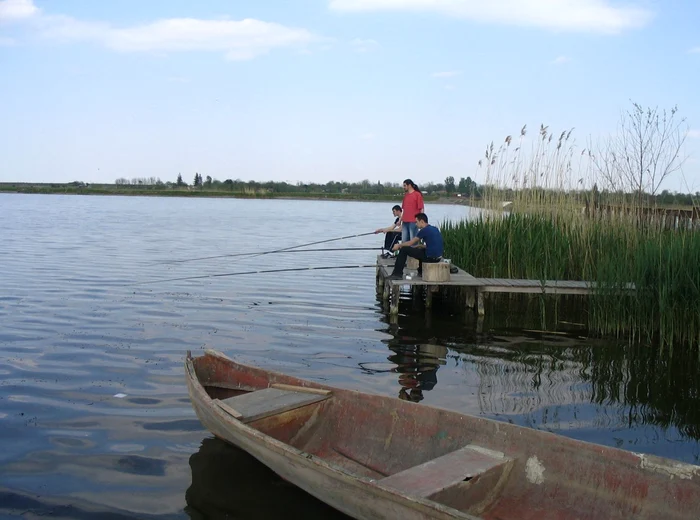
[0,184,476,206]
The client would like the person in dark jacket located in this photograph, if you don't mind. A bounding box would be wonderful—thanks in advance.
[388,213,443,279]
[374,205,403,258]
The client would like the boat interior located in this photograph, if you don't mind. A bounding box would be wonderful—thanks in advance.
[195,359,523,518]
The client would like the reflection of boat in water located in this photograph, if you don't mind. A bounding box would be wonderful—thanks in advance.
[185,437,349,519]
[186,349,700,520]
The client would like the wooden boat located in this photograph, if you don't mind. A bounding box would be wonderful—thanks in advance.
[185,350,700,520]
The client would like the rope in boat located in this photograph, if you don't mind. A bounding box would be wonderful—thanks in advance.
[129,264,379,286]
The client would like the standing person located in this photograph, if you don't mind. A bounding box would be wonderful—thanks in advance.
[374,205,403,258]
[388,213,443,280]
[401,179,424,243]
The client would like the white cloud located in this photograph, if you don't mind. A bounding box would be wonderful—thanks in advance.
[688,129,700,139]
[360,132,376,140]
[431,70,461,78]
[0,0,38,22]
[1,1,318,60]
[329,0,653,34]
[350,37,378,52]
[689,47,700,54]
[38,16,318,60]
[550,55,570,65]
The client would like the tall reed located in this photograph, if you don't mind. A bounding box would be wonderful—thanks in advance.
[443,125,700,349]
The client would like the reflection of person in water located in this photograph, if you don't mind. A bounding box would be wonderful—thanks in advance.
[387,343,447,402]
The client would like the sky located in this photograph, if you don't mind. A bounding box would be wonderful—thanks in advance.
[1,0,699,191]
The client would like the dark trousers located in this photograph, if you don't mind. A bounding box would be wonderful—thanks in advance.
[391,247,440,276]
[383,232,401,251]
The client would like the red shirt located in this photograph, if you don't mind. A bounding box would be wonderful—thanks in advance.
[402,190,424,223]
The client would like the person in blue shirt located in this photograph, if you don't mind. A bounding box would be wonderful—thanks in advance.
[388,213,443,280]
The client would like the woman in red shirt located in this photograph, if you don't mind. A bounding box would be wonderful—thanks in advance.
[401,179,424,243]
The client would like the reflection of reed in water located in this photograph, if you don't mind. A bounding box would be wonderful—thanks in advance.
[464,341,700,441]
[387,343,448,403]
[585,344,700,439]
[469,343,591,430]
[185,437,350,520]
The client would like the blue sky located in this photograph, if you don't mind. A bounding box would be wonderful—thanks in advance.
[1,0,699,192]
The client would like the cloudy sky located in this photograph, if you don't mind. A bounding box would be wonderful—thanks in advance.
[1,0,699,190]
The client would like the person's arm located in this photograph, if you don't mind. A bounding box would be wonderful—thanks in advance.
[418,193,425,213]
[375,222,399,234]
[392,236,420,250]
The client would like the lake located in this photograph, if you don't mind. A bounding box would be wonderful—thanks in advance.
[1,193,699,519]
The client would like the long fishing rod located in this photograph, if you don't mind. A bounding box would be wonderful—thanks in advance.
[156,231,376,265]
[254,247,381,254]
[150,246,381,266]
[130,264,377,286]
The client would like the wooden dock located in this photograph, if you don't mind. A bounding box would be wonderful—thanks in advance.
[375,255,634,316]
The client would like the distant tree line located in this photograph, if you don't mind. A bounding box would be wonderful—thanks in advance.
[112,175,484,197]
[106,173,699,207]
[115,177,164,185]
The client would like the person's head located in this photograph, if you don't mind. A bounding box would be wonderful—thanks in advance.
[402,179,421,193]
[416,213,429,229]
[391,204,402,216]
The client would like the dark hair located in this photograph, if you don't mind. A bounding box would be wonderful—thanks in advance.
[415,212,428,223]
[403,179,422,193]
[392,205,402,212]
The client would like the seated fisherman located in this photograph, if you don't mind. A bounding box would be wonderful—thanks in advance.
[374,205,403,258]
[388,213,443,280]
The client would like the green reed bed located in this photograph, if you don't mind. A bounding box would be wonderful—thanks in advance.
[442,213,700,349]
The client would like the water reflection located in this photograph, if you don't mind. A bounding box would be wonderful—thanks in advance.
[387,344,447,402]
[185,437,350,520]
[380,298,700,463]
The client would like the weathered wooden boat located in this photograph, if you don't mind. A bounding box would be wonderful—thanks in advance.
[185,350,700,520]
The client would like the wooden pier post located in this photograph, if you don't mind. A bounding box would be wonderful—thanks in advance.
[466,289,475,309]
[425,286,439,309]
[465,288,484,316]
[390,284,400,316]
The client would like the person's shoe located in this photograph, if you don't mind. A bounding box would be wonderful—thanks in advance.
[387,273,403,281]
[450,265,458,273]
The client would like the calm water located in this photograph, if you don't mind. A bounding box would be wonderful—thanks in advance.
[1,193,699,519]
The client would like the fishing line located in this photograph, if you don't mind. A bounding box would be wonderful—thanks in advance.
[129,264,378,286]
[153,231,376,265]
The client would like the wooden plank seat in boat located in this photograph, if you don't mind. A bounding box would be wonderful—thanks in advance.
[379,445,511,498]
[214,384,331,423]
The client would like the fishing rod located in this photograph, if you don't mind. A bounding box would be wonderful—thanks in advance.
[155,231,377,265]
[130,263,377,286]
[150,246,382,266]
[254,247,381,254]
